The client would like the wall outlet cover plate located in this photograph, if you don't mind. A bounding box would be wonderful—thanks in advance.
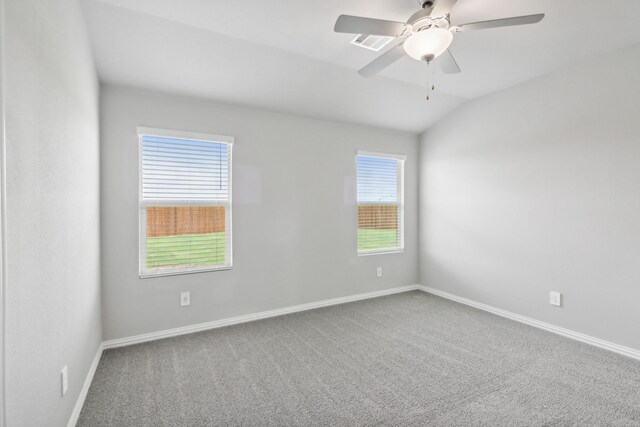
[549,291,562,307]
[181,292,191,306]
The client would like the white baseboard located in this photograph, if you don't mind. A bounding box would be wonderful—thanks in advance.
[103,285,421,350]
[67,343,104,427]
[418,286,640,361]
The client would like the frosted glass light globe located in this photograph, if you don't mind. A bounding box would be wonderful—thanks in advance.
[403,28,453,61]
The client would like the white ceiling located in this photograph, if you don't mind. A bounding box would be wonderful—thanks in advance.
[81,0,640,133]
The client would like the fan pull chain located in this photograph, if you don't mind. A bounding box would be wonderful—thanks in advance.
[432,68,436,93]
[426,62,431,101]
[426,61,436,101]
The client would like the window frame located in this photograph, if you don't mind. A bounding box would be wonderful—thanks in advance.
[137,126,234,278]
[356,150,405,256]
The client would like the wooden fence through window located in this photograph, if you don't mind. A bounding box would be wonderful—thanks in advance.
[146,206,225,237]
[358,205,398,230]
[147,205,394,237]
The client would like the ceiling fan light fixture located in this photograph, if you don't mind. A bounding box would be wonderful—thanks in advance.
[403,28,453,61]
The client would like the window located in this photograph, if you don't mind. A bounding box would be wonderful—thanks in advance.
[356,151,405,254]
[138,127,233,277]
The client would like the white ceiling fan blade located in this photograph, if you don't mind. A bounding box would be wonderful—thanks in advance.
[454,14,544,32]
[431,0,459,18]
[358,43,406,78]
[335,15,406,37]
[438,49,461,74]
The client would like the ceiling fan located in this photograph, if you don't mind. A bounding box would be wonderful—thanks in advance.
[334,0,545,78]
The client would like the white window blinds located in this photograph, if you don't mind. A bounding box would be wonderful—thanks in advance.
[138,127,233,277]
[356,151,405,254]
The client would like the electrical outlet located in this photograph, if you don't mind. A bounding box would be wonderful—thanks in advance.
[376,266,383,278]
[181,292,191,307]
[549,291,562,307]
[61,366,68,397]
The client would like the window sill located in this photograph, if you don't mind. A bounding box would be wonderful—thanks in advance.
[139,265,232,279]
[357,249,404,257]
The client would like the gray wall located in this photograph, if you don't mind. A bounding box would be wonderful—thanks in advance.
[419,43,640,351]
[101,86,418,341]
[4,0,102,425]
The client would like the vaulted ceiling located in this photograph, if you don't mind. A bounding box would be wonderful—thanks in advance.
[81,0,640,133]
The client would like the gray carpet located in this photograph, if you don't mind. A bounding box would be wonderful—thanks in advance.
[78,291,640,426]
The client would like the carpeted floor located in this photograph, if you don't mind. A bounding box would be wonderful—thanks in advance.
[78,291,640,426]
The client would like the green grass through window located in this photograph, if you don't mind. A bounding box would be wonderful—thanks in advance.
[148,229,397,268]
[147,232,226,269]
[358,228,398,251]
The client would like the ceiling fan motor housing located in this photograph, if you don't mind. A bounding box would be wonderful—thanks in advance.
[408,8,450,32]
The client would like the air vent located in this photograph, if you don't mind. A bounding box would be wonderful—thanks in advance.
[350,34,394,52]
